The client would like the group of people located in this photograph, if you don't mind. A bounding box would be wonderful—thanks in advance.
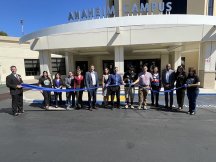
[6,63,200,116]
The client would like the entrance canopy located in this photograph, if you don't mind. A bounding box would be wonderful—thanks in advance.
[20,14,216,51]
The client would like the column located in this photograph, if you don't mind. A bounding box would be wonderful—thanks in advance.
[160,54,169,71]
[199,41,216,89]
[65,52,74,74]
[115,46,124,75]
[39,50,52,76]
[173,51,182,70]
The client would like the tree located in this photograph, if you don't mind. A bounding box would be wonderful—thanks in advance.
[0,31,8,36]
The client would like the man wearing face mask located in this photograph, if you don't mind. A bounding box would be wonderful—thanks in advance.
[106,67,124,109]
[6,66,24,116]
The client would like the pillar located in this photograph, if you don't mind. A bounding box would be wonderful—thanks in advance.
[65,52,75,74]
[160,54,169,71]
[173,51,182,70]
[114,46,124,75]
[199,41,216,89]
[39,50,52,76]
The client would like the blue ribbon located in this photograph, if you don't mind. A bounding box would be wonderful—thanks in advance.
[21,84,99,92]
[22,83,187,93]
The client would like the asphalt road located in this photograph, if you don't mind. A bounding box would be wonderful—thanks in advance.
[0,97,216,162]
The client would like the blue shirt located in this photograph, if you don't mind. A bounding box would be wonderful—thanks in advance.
[107,73,123,86]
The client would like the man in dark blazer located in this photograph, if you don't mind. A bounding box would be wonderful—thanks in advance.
[85,65,99,111]
[162,64,176,109]
[6,66,23,116]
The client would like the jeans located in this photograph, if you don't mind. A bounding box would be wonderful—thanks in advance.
[66,92,75,107]
[164,86,174,107]
[187,89,199,113]
[54,92,62,106]
[43,91,51,107]
[125,86,135,105]
[151,86,160,105]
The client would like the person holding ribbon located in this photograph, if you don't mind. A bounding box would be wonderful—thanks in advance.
[53,73,64,108]
[38,71,52,109]
[106,67,124,109]
[74,69,84,109]
[6,66,24,116]
[186,67,200,115]
[151,66,161,107]
[175,65,187,110]
[65,71,75,110]
[102,68,110,108]
[85,65,99,111]
[132,65,153,110]
[123,65,137,109]
[162,64,176,109]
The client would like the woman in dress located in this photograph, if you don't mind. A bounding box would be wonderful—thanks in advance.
[38,71,52,109]
[74,69,85,109]
[53,73,64,108]
[102,68,110,107]
[186,67,200,115]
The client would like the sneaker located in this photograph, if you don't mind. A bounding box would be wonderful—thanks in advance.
[125,104,129,109]
[178,107,182,110]
[130,105,135,109]
[190,112,195,115]
[55,105,58,108]
[187,111,190,114]
[138,105,142,110]
[143,105,148,110]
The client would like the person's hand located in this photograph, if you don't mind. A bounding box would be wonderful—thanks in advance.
[184,84,188,87]
[17,85,22,89]
[165,84,169,88]
[40,90,43,93]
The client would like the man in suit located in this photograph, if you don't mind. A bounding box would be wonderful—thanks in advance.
[162,64,176,109]
[85,65,99,111]
[106,67,124,109]
[6,66,24,116]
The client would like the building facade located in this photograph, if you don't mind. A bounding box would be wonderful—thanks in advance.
[3,0,215,89]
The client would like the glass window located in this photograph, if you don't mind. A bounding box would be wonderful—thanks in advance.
[51,58,66,75]
[208,0,214,16]
[24,59,40,76]
[163,0,187,14]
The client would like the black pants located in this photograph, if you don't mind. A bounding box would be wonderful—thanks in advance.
[164,86,173,107]
[66,92,75,107]
[54,92,62,106]
[151,87,160,105]
[187,89,199,113]
[88,88,97,108]
[43,91,51,107]
[76,91,83,108]
[176,89,185,108]
[110,86,120,107]
[12,93,23,114]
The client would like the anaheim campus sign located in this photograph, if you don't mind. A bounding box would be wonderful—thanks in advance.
[68,2,173,21]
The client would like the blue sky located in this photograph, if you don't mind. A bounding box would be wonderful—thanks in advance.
[0,0,105,37]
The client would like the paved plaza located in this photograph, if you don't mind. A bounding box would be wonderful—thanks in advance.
[0,93,216,162]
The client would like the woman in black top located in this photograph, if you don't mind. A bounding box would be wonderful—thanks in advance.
[175,65,187,110]
[38,71,52,109]
[53,73,64,108]
[186,68,200,115]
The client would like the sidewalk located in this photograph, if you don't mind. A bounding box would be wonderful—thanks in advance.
[23,87,216,104]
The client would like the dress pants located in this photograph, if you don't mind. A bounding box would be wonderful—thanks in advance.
[110,86,120,107]
[12,93,23,114]
[176,89,185,108]
[54,92,62,106]
[88,86,97,108]
[164,86,174,107]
